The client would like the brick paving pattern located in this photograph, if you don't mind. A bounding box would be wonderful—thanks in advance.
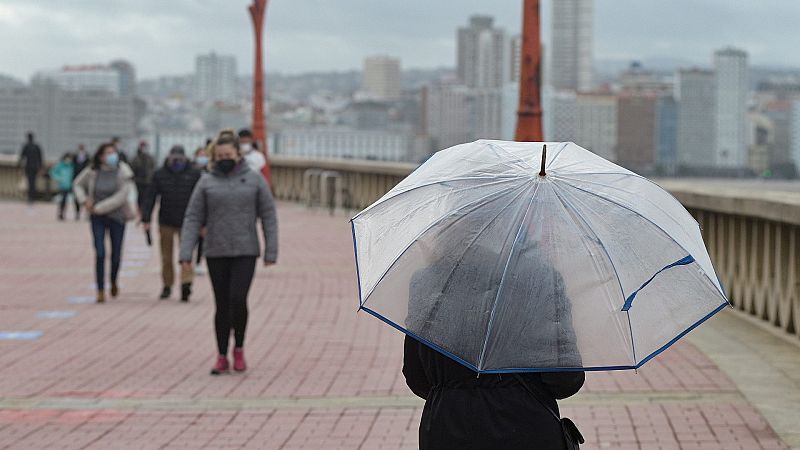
[0,201,788,449]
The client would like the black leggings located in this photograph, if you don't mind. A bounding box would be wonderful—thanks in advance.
[206,256,257,355]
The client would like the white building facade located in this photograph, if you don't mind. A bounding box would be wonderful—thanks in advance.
[550,0,593,92]
[713,47,749,168]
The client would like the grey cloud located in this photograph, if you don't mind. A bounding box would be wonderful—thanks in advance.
[0,0,798,80]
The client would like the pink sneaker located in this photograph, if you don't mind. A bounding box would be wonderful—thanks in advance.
[210,355,229,375]
[233,348,246,372]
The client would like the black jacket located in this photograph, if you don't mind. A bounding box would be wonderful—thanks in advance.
[404,336,584,450]
[19,143,43,173]
[130,151,156,185]
[141,164,201,227]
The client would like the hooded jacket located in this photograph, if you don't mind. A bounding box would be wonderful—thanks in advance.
[141,160,202,228]
[179,161,278,263]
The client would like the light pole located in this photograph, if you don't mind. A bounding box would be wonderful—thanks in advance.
[515,0,543,142]
[248,0,271,183]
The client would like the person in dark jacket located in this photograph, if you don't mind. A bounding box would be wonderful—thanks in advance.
[402,228,584,449]
[130,140,155,214]
[142,146,202,301]
[19,132,43,204]
[179,129,278,375]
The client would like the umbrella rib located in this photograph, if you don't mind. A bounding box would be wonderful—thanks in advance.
[476,182,541,371]
[554,179,727,301]
[363,177,526,246]
[485,141,538,172]
[550,184,635,365]
[544,142,571,170]
[359,181,532,305]
[353,175,526,220]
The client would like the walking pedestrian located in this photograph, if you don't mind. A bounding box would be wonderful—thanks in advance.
[179,129,278,375]
[73,144,90,219]
[18,132,43,204]
[237,129,266,173]
[141,146,202,302]
[73,142,136,303]
[49,152,76,221]
[130,140,155,214]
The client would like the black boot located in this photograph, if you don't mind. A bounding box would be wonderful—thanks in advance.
[181,283,191,302]
[160,286,171,299]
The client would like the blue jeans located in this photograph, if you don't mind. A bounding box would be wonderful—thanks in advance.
[90,215,126,290]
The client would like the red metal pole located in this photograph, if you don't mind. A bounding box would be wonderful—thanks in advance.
[515,0,543,142]
[248,0,272,184]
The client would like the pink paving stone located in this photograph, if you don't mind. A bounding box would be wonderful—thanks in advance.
[0,201,789,449]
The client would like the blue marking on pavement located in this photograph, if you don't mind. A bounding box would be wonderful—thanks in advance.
[0,331,43,341]
[36,311,78,319]
[67,295,95,304]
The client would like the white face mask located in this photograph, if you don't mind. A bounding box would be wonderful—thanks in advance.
[240,143,252,154]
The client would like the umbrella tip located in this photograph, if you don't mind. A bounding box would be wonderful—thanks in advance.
[539,144,547,176]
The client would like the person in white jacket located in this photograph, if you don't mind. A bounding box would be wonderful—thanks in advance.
[73,142,136,303]
[238,128,266,173]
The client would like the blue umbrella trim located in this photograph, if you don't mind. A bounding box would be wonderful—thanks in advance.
[621,255,695,312]
[359,301,728,373]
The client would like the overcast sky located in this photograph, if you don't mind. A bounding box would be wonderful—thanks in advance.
[1,0,798,80]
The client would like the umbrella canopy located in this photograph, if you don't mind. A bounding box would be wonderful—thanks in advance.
[351,140,729,373]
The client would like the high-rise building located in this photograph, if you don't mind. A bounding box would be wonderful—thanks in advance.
[32,64,121,96]
[676,68,715,167]
[0,83,135,159]
[194,52,237,103]
[655,96,679,174]
[457,16,508,89]
[761,100,793,171]
[424,79,473,150]
[509,35,521,84]
[748,112,773,174]
[617,93,657,171]
[550,0,593,91]
[362,55,402,100]
[713,47,749,168]
[109,60,136,97]
[575,92,616,160]
[543,88,577,142]
[790,100,800,174]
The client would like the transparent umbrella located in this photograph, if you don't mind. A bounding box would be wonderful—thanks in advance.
[351,140,729,373]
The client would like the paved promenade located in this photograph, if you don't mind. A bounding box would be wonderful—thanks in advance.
[0,201,796,449]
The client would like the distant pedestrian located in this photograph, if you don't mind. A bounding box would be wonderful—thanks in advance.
[73,143,136,303]
[193,146,210,171]
[130,140,155,214]
[179,129,278,375]
[237,129,266,173]
[18,132,43,204]
[72,144,90,220]
[110,137,129,164]
[141,146,202,302]
[49,152,76,221]
[192,146,210,275]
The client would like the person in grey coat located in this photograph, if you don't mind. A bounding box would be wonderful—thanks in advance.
[179,129,278,375]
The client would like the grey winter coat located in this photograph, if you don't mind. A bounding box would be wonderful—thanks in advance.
[179,161,278,263]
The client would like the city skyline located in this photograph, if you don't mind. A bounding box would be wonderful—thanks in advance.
[1,0,800,80]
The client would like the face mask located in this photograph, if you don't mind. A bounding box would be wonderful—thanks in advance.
[105,153,119,167]
[170,160,188,172]
[196,156,209,166]
[216,159,236,174]
[240,143,252,154]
